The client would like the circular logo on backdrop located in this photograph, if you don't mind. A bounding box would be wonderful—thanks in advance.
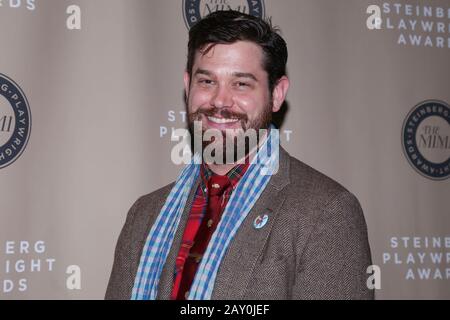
[183,0,265,29]
[402,100,450,180]
[0,74,31,169]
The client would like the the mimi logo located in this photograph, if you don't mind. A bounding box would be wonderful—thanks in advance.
[183,0,265,29]
[402,100,450,180]
[0,74,31,170]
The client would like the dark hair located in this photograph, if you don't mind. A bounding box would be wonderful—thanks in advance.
[187,10,288,94]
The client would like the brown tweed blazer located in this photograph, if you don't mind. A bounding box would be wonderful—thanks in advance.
[105,147,374,300]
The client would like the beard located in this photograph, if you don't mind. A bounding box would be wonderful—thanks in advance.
[187,103,273,164]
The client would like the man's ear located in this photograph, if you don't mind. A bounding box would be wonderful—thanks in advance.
[271,76,290,113]
[184,72,191,97]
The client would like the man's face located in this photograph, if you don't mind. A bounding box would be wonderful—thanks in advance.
[185,40,289,163]
[185,41,279,159]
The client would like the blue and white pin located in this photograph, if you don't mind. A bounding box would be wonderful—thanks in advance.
[253,214,269,229]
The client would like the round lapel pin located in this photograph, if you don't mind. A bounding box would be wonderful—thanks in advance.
[253,214,269,229]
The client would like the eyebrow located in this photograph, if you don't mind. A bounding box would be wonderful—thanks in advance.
[232,72,258,82]
[194,69,214,77]
[194,69,258,82]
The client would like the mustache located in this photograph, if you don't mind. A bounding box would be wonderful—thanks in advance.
[189,107,248,122]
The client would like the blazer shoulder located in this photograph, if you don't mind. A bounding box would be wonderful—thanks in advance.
[285,154,366,233]
[136,182,175,207]
[287,155,351,201]
[129,182,175,222]
[105,182,175,300]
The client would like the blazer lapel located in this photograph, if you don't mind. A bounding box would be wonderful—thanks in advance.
[211,147,291,299]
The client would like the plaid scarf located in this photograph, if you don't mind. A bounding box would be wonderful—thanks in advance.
[132,126,279,300]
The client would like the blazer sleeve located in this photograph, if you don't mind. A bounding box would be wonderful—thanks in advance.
[293,191,375,300]
[105,198,141,300]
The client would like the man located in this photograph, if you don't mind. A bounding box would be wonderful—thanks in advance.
[106,10,373,300]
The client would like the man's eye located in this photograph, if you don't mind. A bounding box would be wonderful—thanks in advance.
[236,82,250,88]
[199,79,214,85]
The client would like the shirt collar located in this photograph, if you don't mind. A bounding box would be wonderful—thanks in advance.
[200,159,250,194]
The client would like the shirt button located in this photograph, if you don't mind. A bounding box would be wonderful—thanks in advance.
[207,219,213,228]
[185,291,190,299]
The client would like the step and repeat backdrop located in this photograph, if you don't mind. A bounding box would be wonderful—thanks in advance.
[0,0,449,299]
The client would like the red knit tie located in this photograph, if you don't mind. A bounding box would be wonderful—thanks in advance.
[176,174,231,300]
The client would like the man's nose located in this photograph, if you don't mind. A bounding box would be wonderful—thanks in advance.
[210,85,233,109]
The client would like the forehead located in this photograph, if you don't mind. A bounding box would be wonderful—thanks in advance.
[193,41,266,75]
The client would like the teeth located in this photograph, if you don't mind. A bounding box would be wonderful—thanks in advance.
[207,116,239,124]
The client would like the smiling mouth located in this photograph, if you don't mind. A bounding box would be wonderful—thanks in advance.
[206,116,240,124]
